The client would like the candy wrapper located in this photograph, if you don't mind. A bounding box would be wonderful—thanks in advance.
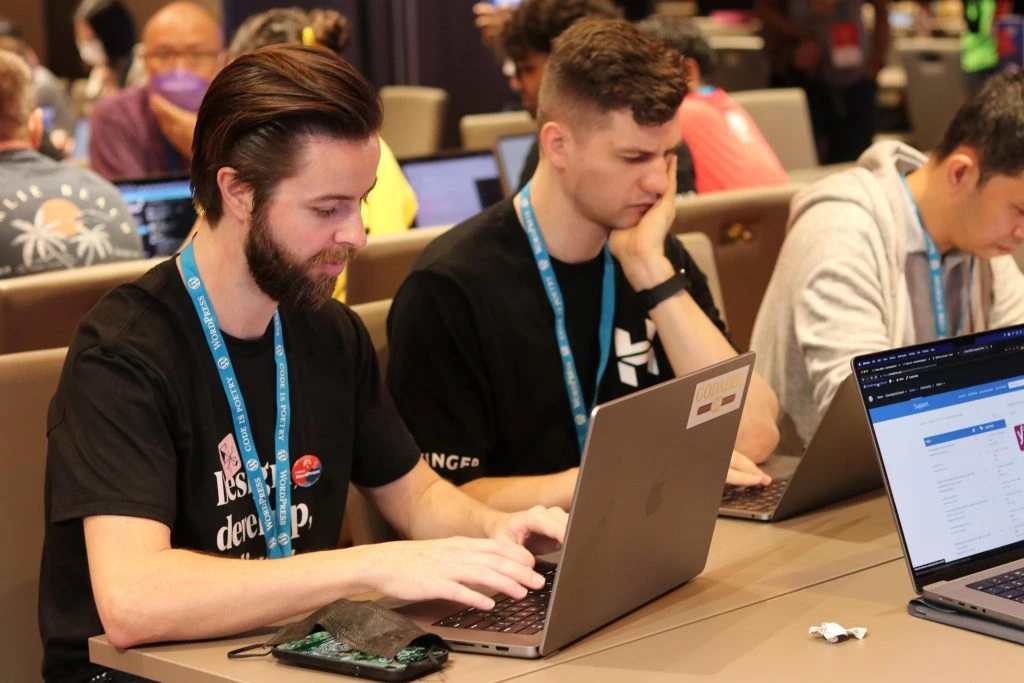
[808,622,867,643]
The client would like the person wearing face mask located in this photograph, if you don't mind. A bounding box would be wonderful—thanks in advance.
[74,0,136,102]
[88,1,224,181]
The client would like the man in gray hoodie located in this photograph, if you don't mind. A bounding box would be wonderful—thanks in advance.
[752,71,1024,450]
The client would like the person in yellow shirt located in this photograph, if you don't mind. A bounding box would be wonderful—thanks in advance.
[228,7,418,300]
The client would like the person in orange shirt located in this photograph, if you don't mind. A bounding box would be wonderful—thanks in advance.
[639,17,789,194]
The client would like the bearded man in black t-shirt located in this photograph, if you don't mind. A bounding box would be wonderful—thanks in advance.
[38,46,567,683]
[387,18,782,513]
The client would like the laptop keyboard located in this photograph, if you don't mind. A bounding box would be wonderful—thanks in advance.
[432,565,557,636]
[720,478,791,513]
[967,569,1024,601]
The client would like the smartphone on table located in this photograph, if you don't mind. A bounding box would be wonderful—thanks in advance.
[272,631,449,681]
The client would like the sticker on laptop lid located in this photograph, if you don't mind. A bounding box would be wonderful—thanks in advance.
[686,366,749,429]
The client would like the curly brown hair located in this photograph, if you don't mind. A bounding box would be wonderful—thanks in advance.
[229,7,350,57]
[537,17,687,128]
[499,0,621,63]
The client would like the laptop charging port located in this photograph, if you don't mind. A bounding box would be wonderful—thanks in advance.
[496,646,510,652]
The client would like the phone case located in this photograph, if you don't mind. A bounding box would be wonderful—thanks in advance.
[272,639,448,682]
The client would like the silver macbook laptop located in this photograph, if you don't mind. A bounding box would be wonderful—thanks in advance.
[854,325,1024,629]
[494,132,536,196]
[719,374,882,521]
[395,353,756,657]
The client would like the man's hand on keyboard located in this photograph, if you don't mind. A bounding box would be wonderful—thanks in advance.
[488,504,568,557]
[363,536,547,611]
[727,450,771,487]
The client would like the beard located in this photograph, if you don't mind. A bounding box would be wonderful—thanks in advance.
[244,205,357,311]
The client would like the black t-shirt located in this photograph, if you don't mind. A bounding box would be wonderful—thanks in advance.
[386,198,727,485]
[39,259,419,682]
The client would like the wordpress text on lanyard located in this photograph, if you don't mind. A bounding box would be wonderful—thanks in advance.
[180,241,294,558]
[518,180,616,455]
[900,174,974,340]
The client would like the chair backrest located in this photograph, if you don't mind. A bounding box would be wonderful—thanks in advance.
[459,111,536,151]
[708,35,769,92]
[671,184,798,351]
[344,298,400,546]
[730,88,818,171]
[676,232,726,323]
[0,259,159,354]
[898,38,964,151]
[379,86,449,159]
[346,226,450,306]
[350,298,392,373]
[0,347,68,683]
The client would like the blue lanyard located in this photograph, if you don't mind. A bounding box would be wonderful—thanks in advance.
[695,85,716,95]
[899,175,973,340]
[518,181,615,454]
[179,242,293,558]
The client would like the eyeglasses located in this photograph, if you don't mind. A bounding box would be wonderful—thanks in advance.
[143,48,221,69]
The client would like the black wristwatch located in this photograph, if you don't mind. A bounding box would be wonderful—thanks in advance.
[637,267,691,312]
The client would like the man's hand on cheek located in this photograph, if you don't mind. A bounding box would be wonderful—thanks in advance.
[609,155,678,291]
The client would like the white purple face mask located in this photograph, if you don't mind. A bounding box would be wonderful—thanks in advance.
[149,69,210,112]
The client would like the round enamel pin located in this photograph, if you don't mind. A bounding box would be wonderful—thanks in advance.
[292,454,322,488]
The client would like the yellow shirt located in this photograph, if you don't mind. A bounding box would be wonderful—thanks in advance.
[332,137,417,302]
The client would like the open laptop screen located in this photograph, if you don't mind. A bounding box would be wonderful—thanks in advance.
[854,326,1024,584]
[400,152,503,227]
[495,133,536,195]
[115,176,196,258]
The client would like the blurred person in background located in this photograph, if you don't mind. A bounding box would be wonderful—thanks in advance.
[756,0,890,164]
[0,17,75,159]
[88,1,224,180]
[639,16,789,193]
[0,49,142,280]
[74,0,136,101]
[961,0,1024,94]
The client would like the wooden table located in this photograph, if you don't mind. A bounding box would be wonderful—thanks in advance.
[91,492,903,682]
[506,559,1020,682]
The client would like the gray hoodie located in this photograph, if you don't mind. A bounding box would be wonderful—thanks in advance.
[750,141,1024,449]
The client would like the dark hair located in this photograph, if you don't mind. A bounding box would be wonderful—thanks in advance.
[0,17,23,40]
[500,0,621,63]
[637,16,716,81]
[538,17,687,127]
[75,0,136,62]
[935,71,1024,184]
[191,45,382,224]
[229,7,350,57]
